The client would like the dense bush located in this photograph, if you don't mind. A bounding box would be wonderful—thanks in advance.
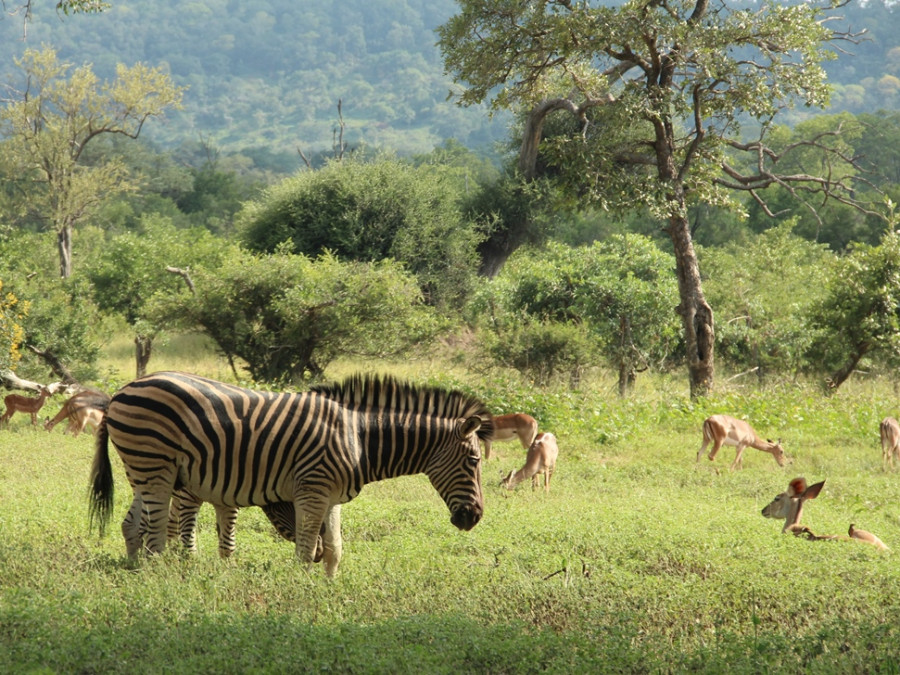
[237,157,482,310]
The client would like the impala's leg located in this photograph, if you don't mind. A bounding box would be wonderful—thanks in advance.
[730,443,747,471]
[484,439,493,461]
[213,504,239,558]
[320,504,343,578]
[696,437,709,463]
[545,466,553,493]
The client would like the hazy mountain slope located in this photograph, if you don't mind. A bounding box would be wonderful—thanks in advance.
[0,0,509,155]
[0,0,896,157]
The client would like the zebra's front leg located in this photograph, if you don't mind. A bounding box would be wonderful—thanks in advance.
[321,504,343,578]
[170,490,203,554]
[213,504,239,558]
[293,491,331,572]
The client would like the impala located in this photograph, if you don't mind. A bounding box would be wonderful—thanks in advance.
[1,386,51,428]
[696,414,788,470]
[500,432,558,493]
[44,390,110,437]
[880,417,900,471]
[484,413,538,460]
[761,476,825,534]
[762,477,888,550]
[44,391,109,436]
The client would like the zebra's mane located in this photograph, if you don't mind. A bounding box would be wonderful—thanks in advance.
[311,374,494,441]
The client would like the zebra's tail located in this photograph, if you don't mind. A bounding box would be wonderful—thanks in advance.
[88,417,114,537]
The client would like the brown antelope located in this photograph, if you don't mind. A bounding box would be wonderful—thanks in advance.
[500,432,558,493]
[762,477,888,550]
[761,477,825,534]
[484,413,538,460]
[1,386,51,428]
[697,414,789,470]
[880,417,900,471]
[44,390,110,437]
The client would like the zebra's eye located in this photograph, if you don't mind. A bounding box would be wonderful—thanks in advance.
[467,455,480,467]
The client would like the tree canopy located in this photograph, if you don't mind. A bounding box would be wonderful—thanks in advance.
[438,0,882,397]
[0,45,183,277]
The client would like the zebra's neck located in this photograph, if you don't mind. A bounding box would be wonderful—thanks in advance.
[353,409,444,482]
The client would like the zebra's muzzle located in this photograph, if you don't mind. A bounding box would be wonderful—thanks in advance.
[451,504,483,531]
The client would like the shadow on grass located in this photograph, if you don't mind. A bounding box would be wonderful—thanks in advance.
[4,592,900,675]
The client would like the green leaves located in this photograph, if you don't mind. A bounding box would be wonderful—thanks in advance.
[157,247,439,385]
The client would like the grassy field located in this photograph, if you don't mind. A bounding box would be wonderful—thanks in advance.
[3,336,900,673]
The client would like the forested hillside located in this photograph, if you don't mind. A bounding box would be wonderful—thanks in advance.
[0,0,508,156]
[0,0,896,158]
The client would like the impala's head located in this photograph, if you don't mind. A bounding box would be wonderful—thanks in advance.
[427,415,486,532]
[768,439,790,467]
[499,469,515,489]
[762,477,825,530]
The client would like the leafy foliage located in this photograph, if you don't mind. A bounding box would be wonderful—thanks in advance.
[0,45,183,277]
[808,226,900,389]
[153,247,440,384]
[701,222,835,379]
[238,157,482,309]
[471,236,680,390]
[0,280,27,372]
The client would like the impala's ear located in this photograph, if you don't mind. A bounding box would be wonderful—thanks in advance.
[802,480,826,500]
[787,477,808,496]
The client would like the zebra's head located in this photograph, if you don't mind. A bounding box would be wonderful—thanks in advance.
[427,415,486,532]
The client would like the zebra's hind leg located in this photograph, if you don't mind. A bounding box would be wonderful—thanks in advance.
[136,491,173,555]
[122,493,145,558]
[213,504,239,558]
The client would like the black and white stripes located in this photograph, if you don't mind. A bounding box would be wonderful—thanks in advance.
[90,371,492,575]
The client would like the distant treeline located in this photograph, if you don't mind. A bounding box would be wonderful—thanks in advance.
[1,0,895,156]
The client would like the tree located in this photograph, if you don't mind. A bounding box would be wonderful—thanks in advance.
[808,221,900,391]
[0,229,103,383]
[0,280,28,372]
[88,215,224,377]
[0,46,183,278]
[238,157,482,310]
[151,247,440,385]
[472,236,679,394]
[701,222,834,380]
[438,0,881,397]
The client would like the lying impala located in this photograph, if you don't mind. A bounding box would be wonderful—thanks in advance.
[1,386,51,428]
[44,390,110,437]
[697,414,789,470]
[880,417,900,471]
[500,432,558,493]
[483,413,538,460]
[762,477,889,550]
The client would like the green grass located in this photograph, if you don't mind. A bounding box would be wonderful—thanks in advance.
[4,353,900,673]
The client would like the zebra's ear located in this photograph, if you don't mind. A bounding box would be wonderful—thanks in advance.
[458,416,482,439]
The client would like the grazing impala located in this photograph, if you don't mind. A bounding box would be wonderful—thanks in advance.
[1,386,51,428]
[762,477,889,550]
[500,432,558,493]
[697,414,788,470]
[484,413,538,460]
[44,390,110,437]
[880,417,900,471]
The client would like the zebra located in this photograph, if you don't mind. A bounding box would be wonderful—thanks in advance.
[89,371,492,576]
[165,491,323,561]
